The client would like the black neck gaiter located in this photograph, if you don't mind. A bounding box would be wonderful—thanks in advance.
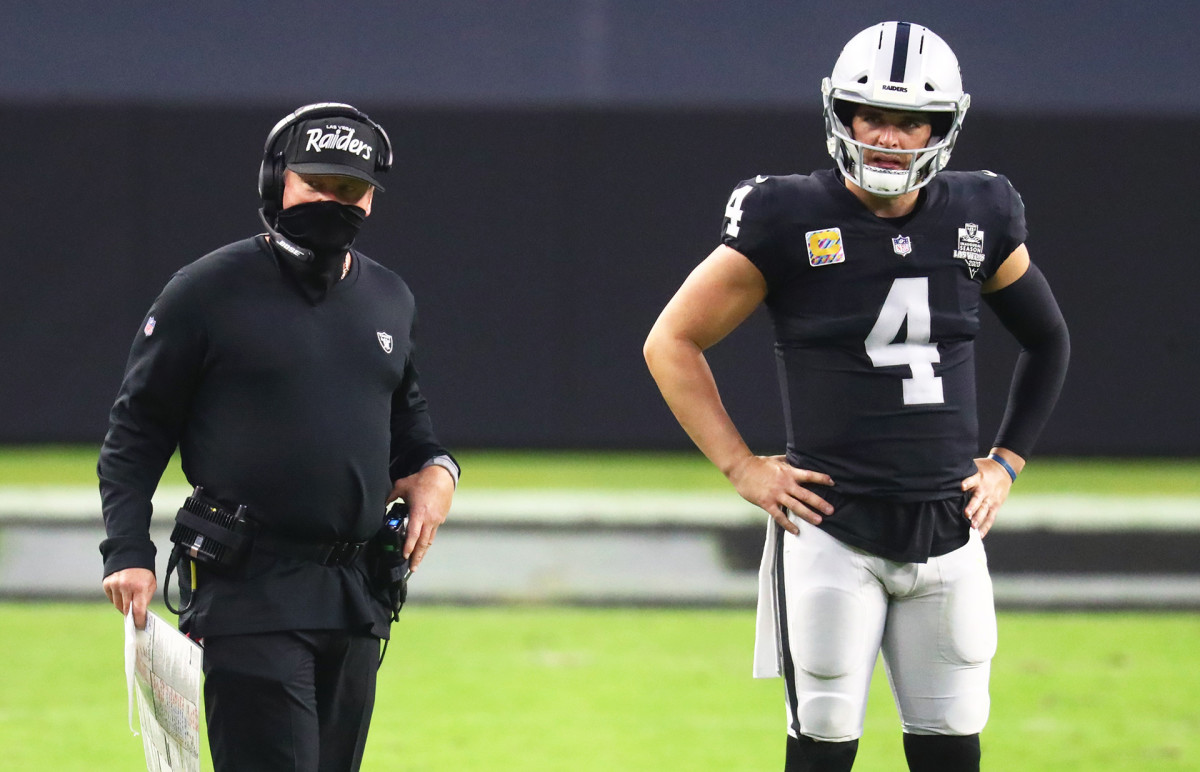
[272,201,367,293]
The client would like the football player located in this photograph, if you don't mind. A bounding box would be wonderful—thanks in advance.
[644,21,1069,772]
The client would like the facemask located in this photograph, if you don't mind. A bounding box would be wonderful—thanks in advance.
[274,200,367,265]
[269,201,367,296]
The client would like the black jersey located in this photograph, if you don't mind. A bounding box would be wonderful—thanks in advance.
[722,169,1026,501]
[98,236,451,637]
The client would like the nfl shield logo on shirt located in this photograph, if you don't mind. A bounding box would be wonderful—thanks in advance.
[143,316,156,336]
[376,331,393,354]
[891,235,912,257]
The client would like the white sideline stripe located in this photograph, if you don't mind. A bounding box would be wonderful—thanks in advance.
[993,575,1200,606]
[1,486,1199,530]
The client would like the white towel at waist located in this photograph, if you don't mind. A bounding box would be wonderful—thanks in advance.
[753,516,783,678]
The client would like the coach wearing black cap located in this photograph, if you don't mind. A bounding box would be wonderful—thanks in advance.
[98,102,459,772]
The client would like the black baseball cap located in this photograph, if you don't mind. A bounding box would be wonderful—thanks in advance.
[285,117,386,191]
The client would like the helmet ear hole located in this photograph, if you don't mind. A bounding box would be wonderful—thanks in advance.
[929,113,953,139]
[833,99,858,131]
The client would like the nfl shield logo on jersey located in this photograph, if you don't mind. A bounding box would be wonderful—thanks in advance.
[805,228,846,267]
[377,331,393,353]
[891,235,912,257]
[143,316,156,336]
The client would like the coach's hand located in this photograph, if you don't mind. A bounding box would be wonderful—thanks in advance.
[962,449,1024,537]
[103,567,156,629]
[728,454,834,535]
[388,465,455,571]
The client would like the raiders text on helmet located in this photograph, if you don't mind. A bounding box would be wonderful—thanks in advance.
[822,22,970,197]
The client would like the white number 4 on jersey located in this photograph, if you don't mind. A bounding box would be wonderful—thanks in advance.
[865,277,945,405]
[724,185,754,237]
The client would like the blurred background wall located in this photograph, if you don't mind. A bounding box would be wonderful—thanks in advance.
[2,1,1196,454]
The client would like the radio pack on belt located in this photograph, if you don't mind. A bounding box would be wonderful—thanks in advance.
[369,502,413,665]
[162,486,414,627]
[368,502,412,622]
[164,486,257,614]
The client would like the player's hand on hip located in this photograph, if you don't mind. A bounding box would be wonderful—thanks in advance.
[102,567,157,629]
[961,457,1015,537]
[728,454,834,535]
[388,465,455,571]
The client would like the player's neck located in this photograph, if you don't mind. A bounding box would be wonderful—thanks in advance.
[844,179,921,219]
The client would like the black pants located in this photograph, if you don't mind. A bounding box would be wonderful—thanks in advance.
[203,629,380,772]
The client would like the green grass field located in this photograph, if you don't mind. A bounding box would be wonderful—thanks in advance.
[5,445,1200,494]
[3,446,1199,770]
[1,604,1197,771]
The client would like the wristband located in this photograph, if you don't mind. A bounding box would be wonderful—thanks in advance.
[988,453,1017,482]
[422,454,460,488]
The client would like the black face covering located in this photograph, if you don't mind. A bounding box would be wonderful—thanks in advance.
[271,201,367,296]
[275,200,366,263]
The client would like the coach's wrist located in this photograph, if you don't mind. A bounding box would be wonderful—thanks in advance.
[421,454,460,488]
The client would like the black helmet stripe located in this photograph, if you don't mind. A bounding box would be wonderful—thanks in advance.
[889,21,911,82]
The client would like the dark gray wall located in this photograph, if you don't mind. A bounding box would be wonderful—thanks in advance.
[3,104,1196,454]
[3,3,1196,453]
[3,2,1198,113]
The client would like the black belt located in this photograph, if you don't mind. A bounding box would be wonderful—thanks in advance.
[255,532,369,567]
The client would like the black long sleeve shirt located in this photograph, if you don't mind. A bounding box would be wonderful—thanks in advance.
[98,236,452,637]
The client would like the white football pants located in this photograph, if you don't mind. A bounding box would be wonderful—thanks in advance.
[775,517,996,741]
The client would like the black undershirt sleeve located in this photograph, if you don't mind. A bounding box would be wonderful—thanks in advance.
[983,262,1070,458]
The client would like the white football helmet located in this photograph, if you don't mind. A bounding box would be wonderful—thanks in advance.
[822,21,970,197]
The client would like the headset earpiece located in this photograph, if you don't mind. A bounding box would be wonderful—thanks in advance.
[257,145,289,216]
[373,119,393,173]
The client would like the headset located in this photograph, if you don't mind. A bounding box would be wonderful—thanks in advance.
[257,102,393,262]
